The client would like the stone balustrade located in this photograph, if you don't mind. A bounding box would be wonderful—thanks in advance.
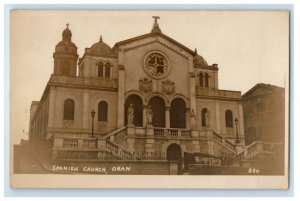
[153,128,192,138]
[49,74,118,89]
[196,86,241,99]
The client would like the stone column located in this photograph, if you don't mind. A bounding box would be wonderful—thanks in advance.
[53,136,64,148]
[185,108,190,129]
[48,87,56,128]
[145,138,155,153]
[97,138,106,149]
[238,103,245,139]
[192,140,200,152]
[215,102,221,134]
[208,141,214,155]
[78,139,83,148]
[127,137,135,153]
[117,54,125,128]
[82,89,90,129]
[165,107,170,129]
[143,105,148,127]
[189,72,197,126]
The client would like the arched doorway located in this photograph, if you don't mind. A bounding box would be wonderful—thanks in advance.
[148,96,165,127]
[167,143,182,161]
[170,98,186,128]
[125,95,143,127]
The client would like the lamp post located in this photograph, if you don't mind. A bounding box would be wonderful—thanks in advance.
[91,109,95,138]
[235,118,240,143]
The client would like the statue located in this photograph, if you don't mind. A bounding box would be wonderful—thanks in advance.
[205,110,210,127]
[127,104,134,125]
[146,106,153,125]
[190,109,196,129]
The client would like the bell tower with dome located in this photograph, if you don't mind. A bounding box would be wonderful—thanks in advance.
[53,24,79,76]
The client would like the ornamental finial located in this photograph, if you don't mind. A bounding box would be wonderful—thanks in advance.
[151,16,161,33]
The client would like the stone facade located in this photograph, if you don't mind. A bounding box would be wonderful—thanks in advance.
[29,18,247,166]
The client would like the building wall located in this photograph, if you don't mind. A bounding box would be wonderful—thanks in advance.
[48,86,118,135]
[196,98,244,141]
[29,92,50,143]
[243,86,285,145]
[122,40,190,100]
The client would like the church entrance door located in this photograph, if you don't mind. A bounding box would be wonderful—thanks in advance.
[167,143,182,161]
[167,143,182,172]
[148,96,165,127]
[170,98,186,128]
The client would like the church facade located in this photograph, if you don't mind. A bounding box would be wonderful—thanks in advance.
[29,17,247,170]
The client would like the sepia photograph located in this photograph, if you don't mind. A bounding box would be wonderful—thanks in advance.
[10,10,289,189]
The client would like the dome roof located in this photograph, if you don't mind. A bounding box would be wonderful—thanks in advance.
[193,49,208,67]
[90,36,113,56]
[54,24,77,54]
[62,27,72,40]
[56,40,76,47]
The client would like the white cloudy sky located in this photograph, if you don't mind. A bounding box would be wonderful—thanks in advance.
[10,10,289,144]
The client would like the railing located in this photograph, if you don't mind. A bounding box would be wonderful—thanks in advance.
[212,132,236,152]
[63,138,78,148]
[154,128,191,138]
[113,128,127,142]
[105,126,128,142]
[105,140,133,159]
[83,139,97,149]
[237,141,264,160]
[57,150,99,160]
[225,140,235,150]
[106,140,119,154]
[196,87,241,99]
[49,74,118,89]
[212,132,223,143]
[56,150,167,161]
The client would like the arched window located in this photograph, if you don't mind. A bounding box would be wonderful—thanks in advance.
[148,96,166,127]
[170,98,186,128]
[205,73,209,87]
[201,108,208,126]
[63,99,75,120]
[98,101,108,121]
[199,73,203,87]
[225,110,233,128]
[98,62,104,77]
[105,63,111,78]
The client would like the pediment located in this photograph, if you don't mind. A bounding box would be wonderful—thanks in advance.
[113,32,195,59]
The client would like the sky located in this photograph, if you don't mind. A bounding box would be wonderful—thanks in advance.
[10,10,289,144]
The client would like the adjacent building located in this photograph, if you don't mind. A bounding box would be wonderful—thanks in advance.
[242,83,285,145]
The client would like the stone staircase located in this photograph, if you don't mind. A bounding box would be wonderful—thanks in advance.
[52,125,275,162]
[236,141,279,161]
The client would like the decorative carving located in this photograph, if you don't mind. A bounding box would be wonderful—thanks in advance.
[139,77,153,94]
[205,110,210,127]
[146,106,153,125]
[143,52,170,79]
[124,40,189,59]
[162,79,175,95]
[127,104,134,125]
